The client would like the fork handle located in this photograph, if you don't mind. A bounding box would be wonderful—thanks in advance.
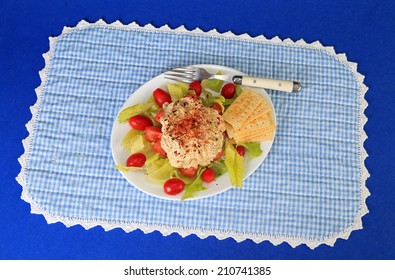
[233,76,301,93]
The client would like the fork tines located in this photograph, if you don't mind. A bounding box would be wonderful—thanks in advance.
[164,66,196,84]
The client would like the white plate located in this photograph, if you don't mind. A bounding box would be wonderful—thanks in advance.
[111,64,276,200]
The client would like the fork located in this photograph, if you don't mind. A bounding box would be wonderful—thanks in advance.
[165,66,301,93]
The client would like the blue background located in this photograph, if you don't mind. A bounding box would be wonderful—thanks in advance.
[1,0,394,259]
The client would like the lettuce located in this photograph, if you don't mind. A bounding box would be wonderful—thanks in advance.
[235,84,243,96]
[177,82,189,95]
[237,142,263,159]
[121,130,151,154]
[147,103,161,115]
[201,89,226,108]
[121,130,143,150]
[146,159,176,183]
[181,167,207,200]
[145,154,167,174]
[209,159,228,177]
[224,139,244,187]
[118,101,155,123]
[170,171,197,185]
[130,135,151,154]
[201,71,223,92]
[114,164,143,172]
[167,83,186,101]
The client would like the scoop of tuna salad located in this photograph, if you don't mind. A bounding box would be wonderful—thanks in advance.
[160,97,226,168]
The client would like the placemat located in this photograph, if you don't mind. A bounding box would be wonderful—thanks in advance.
[17,20,369,249]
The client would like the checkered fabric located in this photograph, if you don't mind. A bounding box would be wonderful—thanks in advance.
[23,24,367,247]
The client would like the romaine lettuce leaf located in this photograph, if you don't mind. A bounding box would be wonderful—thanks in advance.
[121,130,151,154]
[114,164,143,172]
[118,101,155,123]
[201,71,223,92]
[147,160,176,183]
[167,83,185,101]
[235,84,243,96]
[145,154,167,173]
[130,134,151,154]
[209,159,228,177]
[237,142,263,159]
[181,167,207,200]
[178,82,189,95]
[201,89,226,108]
[121,130,143,151]
[224,139,244,187]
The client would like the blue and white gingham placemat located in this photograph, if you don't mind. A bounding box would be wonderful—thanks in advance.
[17,20,369,248]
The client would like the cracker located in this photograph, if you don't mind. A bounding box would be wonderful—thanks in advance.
[225,122,235,138]
[232,113,275,136]
[223,89,262,129]
[243,98,272,124]
[234,130,274,143]
[223,89,276,144]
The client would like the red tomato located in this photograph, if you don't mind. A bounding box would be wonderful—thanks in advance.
[221,83,236,99]
[152,141,167,157]
[154,109,164,123]
[126,153,146,167]
[129,115,153,130]
[201,168,215,183]
[164,178,185,195]
[189,81,202,96]
[236,145,245,156]
[179,166,198,177]
[185,93,198,101]
[144,126,162,142]
[213,150,224,161]
[153,88,172,107]
[211,103,223,115]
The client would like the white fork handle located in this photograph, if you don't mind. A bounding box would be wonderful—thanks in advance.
[240,76,300,93]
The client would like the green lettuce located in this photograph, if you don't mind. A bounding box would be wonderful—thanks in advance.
[146,158,176,183]
[224,139,244,187]
[167,83,186,101]
[209,159,228,177]
[122,130,142,150]
[118,101,155,123]
[181,167,207,200]
[201,71,223,92]
[237,142,263,159]
[121,130,151,154]
[145,154,167,174]
[114,164,143,172]
[235,84,243,96]
[178,82,189,95]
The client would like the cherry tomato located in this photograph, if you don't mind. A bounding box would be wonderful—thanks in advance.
[213,150,224,161]
[152,141,167,157]
[236,145,246,156]
[211,102,223,115]
[164,178,185,195]
[179,166,198,177]
[153,88,172,107]
[189,81,202,96]
[185,93,198,101]
[154,109,165,123]
[221,83,236,99]
[129,115,153,130]
[201,168,215,183]
[144,126,162,142]
[126,153,146,167]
